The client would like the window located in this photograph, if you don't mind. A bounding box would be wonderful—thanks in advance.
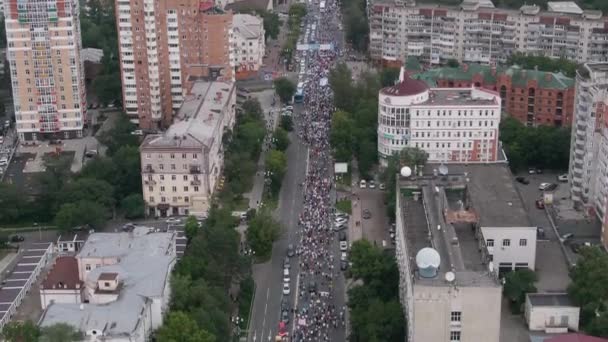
[450,331,461,341]
[184,186,189,192]
[160,186,165,192]
[519,239,527,246]
[104,282,110,287]
[85,264,91,271]
[194,186,199,192]
[503,239,511,247]
[183,175,188,181]
[486,239,494,247]
[171,175,176,180]
[172,186,177,192]
[450,311,461,322]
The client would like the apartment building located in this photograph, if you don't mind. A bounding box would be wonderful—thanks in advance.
[232,14,265,74]
[414,63,575,127]
[39,227,176,341]
[4,0,87,141]
[369,0,608,67]
[140,79,236,217]
[378,68,502,165]
[116,0,233,129]
[568,63,608,249]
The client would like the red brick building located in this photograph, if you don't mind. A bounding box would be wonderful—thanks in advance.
[414,63,575,127]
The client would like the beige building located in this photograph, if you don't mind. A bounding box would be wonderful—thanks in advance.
[4,0,87,141]
[369,0,608,66]
[140,79,236,217]
[116,0,234,129]
[525,293,580,333]
[39,227,177,341]
[395,163,538,341]
[232,14,265,73]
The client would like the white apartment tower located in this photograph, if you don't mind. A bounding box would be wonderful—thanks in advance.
[4,0,86,141]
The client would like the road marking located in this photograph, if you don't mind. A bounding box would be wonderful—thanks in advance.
[261,287,270,340]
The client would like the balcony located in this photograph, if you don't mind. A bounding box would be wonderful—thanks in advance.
[190,180,201,186]
[145,165,155,173]
[190,165,201,174]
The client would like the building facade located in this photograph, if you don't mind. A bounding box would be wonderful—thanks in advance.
[116,0,233,129]
[369,0,608,67]
[525,293,580,333]
[232,14,265,74]
[414,63,575,127]
[4,0,87,141]
[140,80,236,217]
[568,63,608,249]
[378,68,501,165]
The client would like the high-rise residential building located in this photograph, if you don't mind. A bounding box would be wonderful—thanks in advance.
[395,163,536,342]
[140,79,235,217]
[413,63,576,127]
[4,0,87,141]
[116,0,233,129]
[378,68,502,165]
[369,0,608,67]
[232,14,265,78]
[568,63,608,249]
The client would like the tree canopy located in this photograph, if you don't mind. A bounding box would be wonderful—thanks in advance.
[506,53,578,77]
[274,77,297,104]
[341,0,369,52]
[246,209,281,259]
[1,320,40,342]
[156,311,215,342]
[503,269,537,313]
[39,323,82,342]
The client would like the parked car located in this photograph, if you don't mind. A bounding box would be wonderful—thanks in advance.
[359,179,366,189]
[362,209,372,219]
[379,183,386,190]
[537,227,546,240]
[340,260,348,271]
[49,139,62,145]
[283,257,290,269]
[334,217,348,225]
[339,241,348,251]
[338,231,347,241]
[560,233,574,242]
[535,199,545,209]
[558,174,568,182]
[287,244,295,257]
[281,309,290,324]
[165,217,181,224]
[283,268,290,283]
[0,136,4,144]
[539,183,557,191]
[515,176,530,185]
[368,180,376,189]
[131,130,144,136]
[333,223,347,232]
[282,283,290,295]
[85,150,98,158]
[9,235,24,243]
[0,157,7,166]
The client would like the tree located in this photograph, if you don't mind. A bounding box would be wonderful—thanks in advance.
[506,52,578,77]
[342,0,369,52]
[330,111,355,162]
[0,183,30,223]
[446,58,460,68]
[92,73,122,105]
[184,216,199,242]
[280,114,293,132]
[39,323,82,342]
[265,149,287,195]
[156,311,216,342]
[60,178,115,210]
[1,320,40,342]
[568,246,608,335]
[111,145,142,200]
[272,127,290,151]
[97,113,139,156]
[329,63,355,112]
[260,11,280,40]
[379,67,400,87]
[398,147,429,171]
[120,194,145,219]
[288,3,307,18]
[246,209,280,259]
[274,77,296,104]
[54,200,107,231]
[503,269,538,313]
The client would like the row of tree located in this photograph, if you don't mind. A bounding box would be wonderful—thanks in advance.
[506,53,579,78]
[348,240,406,341]
[282,4,307,65]
[340,0,369,52]
[499,117,571,172]
[2,322,81,342]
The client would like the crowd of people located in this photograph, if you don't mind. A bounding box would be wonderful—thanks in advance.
[289,0,346,341]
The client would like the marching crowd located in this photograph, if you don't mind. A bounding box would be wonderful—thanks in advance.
[290,0,346,340]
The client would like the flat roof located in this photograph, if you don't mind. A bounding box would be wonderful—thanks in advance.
[527,293,575,307]
[0,288,21,303]
[141,80,234,151]
[78,227,175,259]
[547,2,582,15]
[420,88,499,107]
[12,265,36,273]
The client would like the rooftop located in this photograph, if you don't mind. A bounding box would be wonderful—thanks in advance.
[39,229,176,337]
[532,334,608,342]
[420,87,499,107]
[141,80,234,151]
[381,73,428,97]
[41,256,81,290]
[233,14,263,40]
[547,2,583,15]
[225,0,271,12]
[527,293,575,307]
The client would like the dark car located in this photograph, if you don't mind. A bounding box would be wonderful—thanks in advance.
[308,281,317,293]
[281,309,290,324]
[515,176,530,185]
[535,199,545,209]
[340,260,348,271]
[339,231,347,241]
[537,227,546,240]
[362,209,372,220]
[283,256,290,269]
[9,235,24,243]
[570,242,581,253]
[49,139,62,145]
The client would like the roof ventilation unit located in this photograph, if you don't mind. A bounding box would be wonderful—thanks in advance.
[416,247,441,278]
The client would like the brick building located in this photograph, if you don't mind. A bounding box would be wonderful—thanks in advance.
[414,64,575,127]
[116,0,233,129]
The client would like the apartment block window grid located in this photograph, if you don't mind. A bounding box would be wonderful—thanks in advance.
[451,311,462,322]
[450,331,461,341]
[503,239,510,247]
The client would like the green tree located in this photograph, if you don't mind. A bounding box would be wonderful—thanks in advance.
[0,183,30,223]
[274,77,296,104]
[342,0,369,52]
[97,113,139,156]
[54,200,107,231]
[504,269,538,313]
[260,11,280,40]
[272,127,290,151]
[246,209,280,259]
[92,73,122,105]
[288,3,307,18]
[379,67,400,87]
[156,311,215,342]
[111,145,142,200]
[184,216,199,242]
[446,58,460,68]
[330,110,355,162]
[265,149,287,195]
[60,178,115,209]
[1,320,40,342]
[398,147,429,171]
[506,52,578,77]
[568,246,608,335]
[280,115,293,132]
[329,63,355,112]
[120,194,145,219]
[39,323,82,342]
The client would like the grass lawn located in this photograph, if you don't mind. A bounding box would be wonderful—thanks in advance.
[336,199,352,214]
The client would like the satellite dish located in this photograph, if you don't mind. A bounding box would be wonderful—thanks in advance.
[400,166,412,178]
[445,271,455,283]
[416,248,441,278]
[439,164,449,176]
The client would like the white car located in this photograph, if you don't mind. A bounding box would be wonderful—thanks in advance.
[341,252,348,261]
[0,136,4,144]
[0,157,8,166]
[131,130,144,136]
[369,180,376,189]
[359,179,366,188]
[339,241,348,251]
[283,283,290,295]
[165,217,181,224]
[557,174,568,182]
[334,217,348,225]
